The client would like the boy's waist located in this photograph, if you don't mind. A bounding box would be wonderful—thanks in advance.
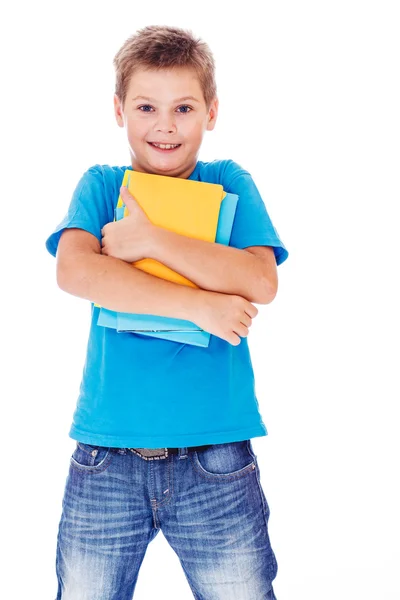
[110,445,212,460]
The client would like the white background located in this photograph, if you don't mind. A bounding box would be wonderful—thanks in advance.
[1,1,399,598]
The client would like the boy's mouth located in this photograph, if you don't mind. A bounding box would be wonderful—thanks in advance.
[148,142,181,153]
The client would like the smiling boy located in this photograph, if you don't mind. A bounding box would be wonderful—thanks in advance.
[101,66,278,312]
[116,66,214,179]
[46,25,288,600]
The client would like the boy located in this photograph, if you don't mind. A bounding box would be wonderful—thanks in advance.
[46,25,288,600]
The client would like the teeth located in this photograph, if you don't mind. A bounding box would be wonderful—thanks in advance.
[151,143,180,149]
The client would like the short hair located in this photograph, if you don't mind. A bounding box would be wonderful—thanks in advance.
[113,25,217,111]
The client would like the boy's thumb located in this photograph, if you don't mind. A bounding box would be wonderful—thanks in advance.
[120,185,136,209]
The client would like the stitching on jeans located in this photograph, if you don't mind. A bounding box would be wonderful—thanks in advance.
[150,457,175,510]
[189,451,256,481]
[252,460,279,584]
[69,449,114,473]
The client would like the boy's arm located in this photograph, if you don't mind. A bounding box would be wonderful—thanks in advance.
[148,228,277,304]
[106,186,277,305]
[57,228,203,319]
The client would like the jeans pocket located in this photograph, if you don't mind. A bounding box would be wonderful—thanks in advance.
[191,440,256,480]
[70,442,113,473]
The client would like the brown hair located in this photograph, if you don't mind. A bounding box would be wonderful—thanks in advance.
[113,25,217,111]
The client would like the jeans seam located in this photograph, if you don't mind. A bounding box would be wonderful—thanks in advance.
[189,451,256,481]
[252,460,279,586]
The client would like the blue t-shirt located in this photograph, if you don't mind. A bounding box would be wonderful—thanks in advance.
[45,159,288,448]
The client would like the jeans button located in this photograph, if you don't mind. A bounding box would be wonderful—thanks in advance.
[91,450,98,457]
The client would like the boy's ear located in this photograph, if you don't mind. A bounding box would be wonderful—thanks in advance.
[114,94,125,128]
[206,97,219,131]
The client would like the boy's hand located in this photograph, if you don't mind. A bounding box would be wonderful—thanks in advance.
[191,290,258,346]
[101,186,156,262]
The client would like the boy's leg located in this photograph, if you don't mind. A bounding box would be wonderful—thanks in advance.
[159,441,278,600]
[55,443,160,600]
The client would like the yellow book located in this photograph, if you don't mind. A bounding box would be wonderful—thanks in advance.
[94,169,224,308]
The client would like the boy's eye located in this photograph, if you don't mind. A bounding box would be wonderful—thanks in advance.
[138,105,153,112]
[137,104,192,113]
[177,105,192,113]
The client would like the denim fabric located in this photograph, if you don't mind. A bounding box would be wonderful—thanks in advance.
[55,440,278,599]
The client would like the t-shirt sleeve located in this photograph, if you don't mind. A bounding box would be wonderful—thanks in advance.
[224,162,289,266]
[45,165,113,258]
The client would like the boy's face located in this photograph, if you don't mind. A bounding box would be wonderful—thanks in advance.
[114,66,218,179]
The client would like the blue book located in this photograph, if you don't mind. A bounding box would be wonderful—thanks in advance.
[97,192,238,346]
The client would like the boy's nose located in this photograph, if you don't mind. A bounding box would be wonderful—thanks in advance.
[155,116,177,134]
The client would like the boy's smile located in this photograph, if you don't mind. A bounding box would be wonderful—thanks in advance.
[114,67,218,179]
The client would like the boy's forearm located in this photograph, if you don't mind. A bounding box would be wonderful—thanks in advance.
[149,227,268,302]
[58,252,203,320]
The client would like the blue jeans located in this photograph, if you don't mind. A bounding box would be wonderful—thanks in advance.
[55,440,278,599]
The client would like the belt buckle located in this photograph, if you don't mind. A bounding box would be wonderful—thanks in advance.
[129,447,168,461]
